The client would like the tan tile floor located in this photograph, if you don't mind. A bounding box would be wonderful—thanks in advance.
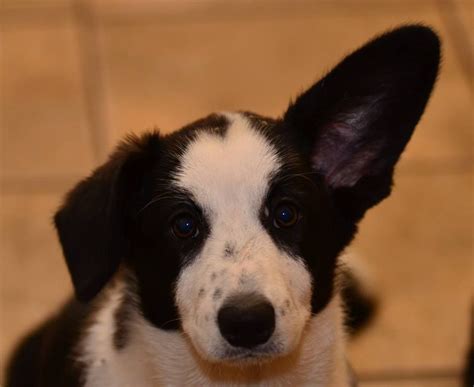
[1,12,95,180]
[1,1,472,385]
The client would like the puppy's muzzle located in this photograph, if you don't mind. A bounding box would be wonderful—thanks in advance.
[217,293,275,349]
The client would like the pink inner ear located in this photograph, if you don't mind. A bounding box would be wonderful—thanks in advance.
[310,93,388,189]
[311,120,385,189]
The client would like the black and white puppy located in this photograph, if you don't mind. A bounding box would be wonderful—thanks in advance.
[6,25,440,387]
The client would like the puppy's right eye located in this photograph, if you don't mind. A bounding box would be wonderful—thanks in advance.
[273,203,299,228]
[172,214,198,239]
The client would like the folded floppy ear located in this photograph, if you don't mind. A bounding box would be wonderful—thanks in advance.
[284,25,440,221]
[54,133,161,302]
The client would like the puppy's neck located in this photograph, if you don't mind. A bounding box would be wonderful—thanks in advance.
[80,281,350,387]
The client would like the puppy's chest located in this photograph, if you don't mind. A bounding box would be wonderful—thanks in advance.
[83,337,157,387]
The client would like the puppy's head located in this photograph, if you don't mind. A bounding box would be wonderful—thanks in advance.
[55,26,440,364]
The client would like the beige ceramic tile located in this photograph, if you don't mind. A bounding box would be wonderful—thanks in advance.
[348,171,473,373]
[98,1,472,167]
[0,193,72,377]
[0,18,95,181]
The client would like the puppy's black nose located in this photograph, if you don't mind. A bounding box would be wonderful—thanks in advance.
[217,293,275,348]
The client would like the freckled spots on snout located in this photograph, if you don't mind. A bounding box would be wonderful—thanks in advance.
[224,242,236,258]
[198,288,206,297]
[238,271,255,287]
[210,272,217,281]
[213,288,223,301]
[277,300,292,317]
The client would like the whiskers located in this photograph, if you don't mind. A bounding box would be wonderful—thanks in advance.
[137,190,194,215]
[159,316,183,329]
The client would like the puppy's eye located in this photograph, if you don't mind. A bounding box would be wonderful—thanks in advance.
[172,214,198,238]
[273,203,299,228]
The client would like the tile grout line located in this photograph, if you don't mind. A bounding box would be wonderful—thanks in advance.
[72,0,110,164]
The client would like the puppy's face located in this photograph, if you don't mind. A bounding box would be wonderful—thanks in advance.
[171,114,319,361]
[55,27,440,366]
[133,112,346,363]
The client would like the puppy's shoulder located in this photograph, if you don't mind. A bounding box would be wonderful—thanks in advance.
[5,299,92,387]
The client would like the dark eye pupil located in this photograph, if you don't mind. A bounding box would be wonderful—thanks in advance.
[174,216,196,238]
[278,207,293,222]
[275,204,298,227]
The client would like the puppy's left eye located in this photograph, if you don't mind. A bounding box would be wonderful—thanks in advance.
[273,203,299,228]
[172,214,199,238]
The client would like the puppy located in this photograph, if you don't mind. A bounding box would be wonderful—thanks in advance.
[5,25,440,387]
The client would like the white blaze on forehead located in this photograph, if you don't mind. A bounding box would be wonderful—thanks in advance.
[174,113,313,364]
[175,113,281,219]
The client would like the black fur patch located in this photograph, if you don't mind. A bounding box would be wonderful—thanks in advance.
[341,270,378,335]
[5,300,89,387]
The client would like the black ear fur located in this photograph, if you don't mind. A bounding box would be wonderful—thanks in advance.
[54,132,161,302]
[284,25,441,220]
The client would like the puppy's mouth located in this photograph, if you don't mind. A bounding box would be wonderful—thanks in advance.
[217,341,284,364]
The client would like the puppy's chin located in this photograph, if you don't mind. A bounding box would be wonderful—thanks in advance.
[216,347,286,367]
[194,348,285,370]
[186,330,301,368]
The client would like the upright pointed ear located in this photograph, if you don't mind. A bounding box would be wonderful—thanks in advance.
[284,25,440,221]
[54,133,161,302]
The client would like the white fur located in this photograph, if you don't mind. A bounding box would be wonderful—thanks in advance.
[80,281,155,387]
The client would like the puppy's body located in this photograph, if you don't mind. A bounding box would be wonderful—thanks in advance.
[6,26,440,387]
